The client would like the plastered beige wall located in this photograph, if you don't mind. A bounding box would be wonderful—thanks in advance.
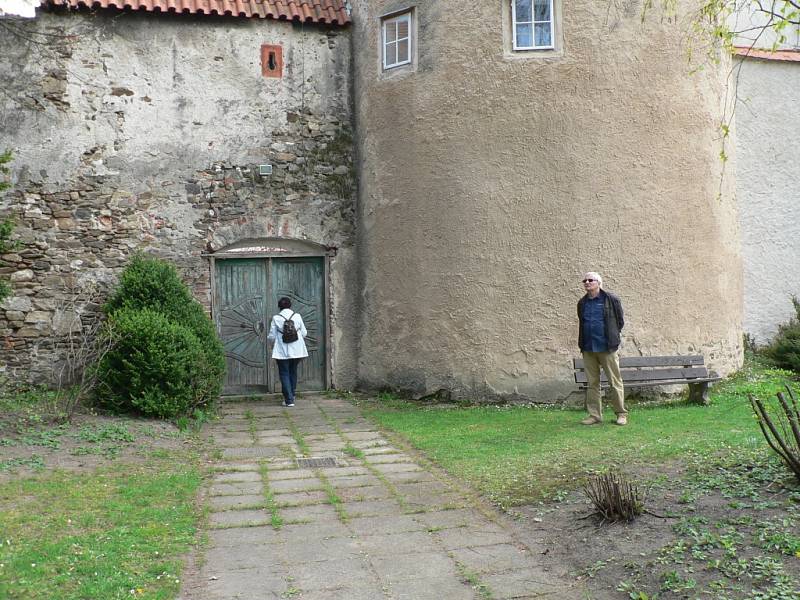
[352,0,743,400]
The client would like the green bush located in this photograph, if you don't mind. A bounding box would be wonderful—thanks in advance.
[97,255,225,418]
[765,298,800,373]
[96,309,212,418]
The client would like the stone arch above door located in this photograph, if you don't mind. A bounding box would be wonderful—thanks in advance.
[210,237,333,258]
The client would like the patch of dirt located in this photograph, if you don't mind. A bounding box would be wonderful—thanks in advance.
[0,409,195,482]
[511,460,800,599]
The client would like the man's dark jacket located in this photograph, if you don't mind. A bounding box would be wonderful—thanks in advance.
[577,290,624,352]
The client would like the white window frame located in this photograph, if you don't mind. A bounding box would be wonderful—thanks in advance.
[512,0,555,51]
[382,11,413,70]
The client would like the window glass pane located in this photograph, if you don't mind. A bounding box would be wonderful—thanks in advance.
[516,23,533,47]
[397,18,409,39]
[533,0,550,21]
[515,0,532,22]
[385,22,397,43]
[397,39,409,63]
[534,22,552,47]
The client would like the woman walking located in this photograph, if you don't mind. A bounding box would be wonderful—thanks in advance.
[267,297,308,407]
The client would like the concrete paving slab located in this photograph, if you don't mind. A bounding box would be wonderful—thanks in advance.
[389,576,478,600]
[279,520,351,539]
[368,462,424,474]
[207,525,281,548]
[266,467,315,481]
[213,471,262,483]
[222,446,283,459]
[255,434,295,445]
[364,453,414,464]
[327,474,382,488]
[202,568,289,599]
[414,508,502,530]
[450,543,538,575]
[348,514,428,536]
[279,503,340,522]
[213,433,253,446]
[370,551,460,581]
[336,484,393,502]
[273,490,329,506]
[342,499,403,518]
[209,509,271,528]
[290,584,391,600]
[279,534,362,562]
[342,431,385,441]
[291,557,378,591]
[209,494,266,511]
[210,482,264,496]
[362,446,402,455]
[434,526,512,550]
[354,530,441,557]
[318,465,370,478]
[269,478,324,493]
[202,543,285,571]
[211,462,260,472]
[383,470,439,484]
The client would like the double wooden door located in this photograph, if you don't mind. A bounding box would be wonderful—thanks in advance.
[215,257,326,395]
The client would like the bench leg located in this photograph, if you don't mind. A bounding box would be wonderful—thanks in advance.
[688,382,710,405]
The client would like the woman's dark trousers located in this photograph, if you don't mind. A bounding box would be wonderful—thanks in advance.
[276,358,300,404]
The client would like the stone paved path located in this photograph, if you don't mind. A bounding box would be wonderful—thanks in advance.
[179,394,579,599]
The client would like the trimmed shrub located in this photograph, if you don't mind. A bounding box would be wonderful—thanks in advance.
[765,298,800,373]
[97,255,225,418]
[96,309,210,418]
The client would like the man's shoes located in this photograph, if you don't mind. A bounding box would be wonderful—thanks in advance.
[615,414,628,426]
[581,416,601,425]
[283,400,295,407]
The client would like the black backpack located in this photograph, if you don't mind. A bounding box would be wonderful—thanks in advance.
[281,312,299,343]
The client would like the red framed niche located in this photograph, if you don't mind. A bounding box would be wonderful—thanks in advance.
[261,44,283,78]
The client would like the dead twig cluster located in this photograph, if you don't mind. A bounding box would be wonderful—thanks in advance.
[750,385,800,482]
[583,472,645,523]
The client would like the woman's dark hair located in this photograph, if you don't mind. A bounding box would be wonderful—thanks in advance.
[278,297,292,310]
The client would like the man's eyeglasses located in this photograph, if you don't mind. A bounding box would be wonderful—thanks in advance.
[582,279,596,283]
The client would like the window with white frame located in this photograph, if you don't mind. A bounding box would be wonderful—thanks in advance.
[512,0,554,50]
[382,11,412,70]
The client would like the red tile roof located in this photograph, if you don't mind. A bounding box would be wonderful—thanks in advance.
[734,46,800,62]
[48,0,350,25]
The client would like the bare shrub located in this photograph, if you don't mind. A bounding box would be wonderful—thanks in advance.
[750,385,800,482]
[51,280,116,422]
[583,472,645,523]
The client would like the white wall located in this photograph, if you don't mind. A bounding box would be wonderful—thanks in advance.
[736,56,800,343]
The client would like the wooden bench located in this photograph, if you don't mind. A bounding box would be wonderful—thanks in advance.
[572,355,721,405]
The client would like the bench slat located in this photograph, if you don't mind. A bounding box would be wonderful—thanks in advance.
[573,355,705,369]
[577,377,720,389]
[574,367,710,384]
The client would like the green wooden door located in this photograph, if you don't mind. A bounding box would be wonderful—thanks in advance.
[215,256,326,395]
[269,257,326,392]
[215,259,269,395]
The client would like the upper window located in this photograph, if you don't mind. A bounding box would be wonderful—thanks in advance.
[512,0,554,50]
[382,12,412,70]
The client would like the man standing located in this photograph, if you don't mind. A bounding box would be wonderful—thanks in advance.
[577,272,627,426]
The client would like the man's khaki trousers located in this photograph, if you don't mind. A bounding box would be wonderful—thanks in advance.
[582,350,626,421]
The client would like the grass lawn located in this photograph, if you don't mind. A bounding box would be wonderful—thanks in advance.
[359,356,797,507]
[0,461,202,600]
[0,398,207,600]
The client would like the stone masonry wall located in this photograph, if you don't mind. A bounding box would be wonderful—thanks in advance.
[0,10,357,387]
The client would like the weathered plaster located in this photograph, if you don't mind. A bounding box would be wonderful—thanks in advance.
[351,0,742,400]
[735,57,800,343]
[0,11,358,387]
